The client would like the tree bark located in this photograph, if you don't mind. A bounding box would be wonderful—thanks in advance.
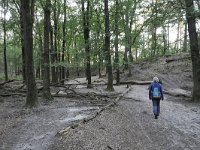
[42,0,53,100]
[21,0,38,107]
[61,0,67,85]
[104,0,114,91]
[82,0,92,88]
[96,9,102,78]
[183,17,188,52]
[52,0,59,83]
[185,0,200,102]
[114,0,120,85]
[3,0,8,81]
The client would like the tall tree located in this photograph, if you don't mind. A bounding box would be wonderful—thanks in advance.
[104,0,114,91]
[52,0,60,83]
[185,0,200,101]
[3,0,8,81]
[21,0,38,107]
[61,0,67,84]
[114,0,120,84]
[42,0,53,100]
[82,0,92,88]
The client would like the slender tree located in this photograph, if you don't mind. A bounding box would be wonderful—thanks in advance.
[185,0,200,101]
[3,0,8,81]
[52,0,59,83]
[42,0,53,100]
[61,0,67,84]
[104,0,114,91]
[82,0,92,88]
[183,17,188,52]
[21,0,38,107]
[114,0,120,84]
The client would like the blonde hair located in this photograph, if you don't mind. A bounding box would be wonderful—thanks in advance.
[153,76,159,83]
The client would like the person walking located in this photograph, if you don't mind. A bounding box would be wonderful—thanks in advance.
[149,77,164,119]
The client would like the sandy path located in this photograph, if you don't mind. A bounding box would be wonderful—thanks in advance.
[50,85,200,150]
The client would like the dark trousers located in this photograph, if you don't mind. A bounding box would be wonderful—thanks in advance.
[152,98,160,116]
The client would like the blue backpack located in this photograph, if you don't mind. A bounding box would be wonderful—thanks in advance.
[152,84,161,98]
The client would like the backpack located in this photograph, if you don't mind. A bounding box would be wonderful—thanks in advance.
[152,85,161,99]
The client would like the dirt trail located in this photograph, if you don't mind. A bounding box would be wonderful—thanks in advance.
[50,85,200,150]
[1,54,199,150]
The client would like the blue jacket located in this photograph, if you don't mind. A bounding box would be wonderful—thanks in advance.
[149,82,164,100]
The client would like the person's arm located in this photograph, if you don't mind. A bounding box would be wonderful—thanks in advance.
[160,85,164,100]
[149,85,152,100]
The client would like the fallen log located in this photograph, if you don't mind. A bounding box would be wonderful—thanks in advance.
[120,80,152,85]
[164,88,191,98]
[165,55,191,63]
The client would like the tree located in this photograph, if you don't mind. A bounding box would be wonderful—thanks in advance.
[114,0,120,84]
[61,0,67,84]
[82,0,92,88]
[52,0,60,83]
[42,0,53,100]
[21,0,38,107]
[104,0,114,91]
[185,0,200,101]
[3,0,8,81]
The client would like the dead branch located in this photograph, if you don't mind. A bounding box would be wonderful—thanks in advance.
[0,93,26,97]
[0,80,15,87]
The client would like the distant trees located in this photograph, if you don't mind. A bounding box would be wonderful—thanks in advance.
[1,0,200,104]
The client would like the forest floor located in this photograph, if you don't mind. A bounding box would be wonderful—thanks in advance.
[1,53,200,150]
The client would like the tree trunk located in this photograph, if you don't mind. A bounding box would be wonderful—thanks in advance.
[95,9,102,78]
[21,0,38,107]
[42,0,53,100]
[82,0,92,88]
[162,25,167,55]
[114,0,120,85]
[151,0,157,56]
[183,18,188,52]
[50,25,56,83]
[185,0,200,102]
[104,0,114,91]
[52,0,59,83]
[61,0,67,84]
[3,0,8,81]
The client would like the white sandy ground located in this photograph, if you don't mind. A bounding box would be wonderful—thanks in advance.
[49,85,200,150]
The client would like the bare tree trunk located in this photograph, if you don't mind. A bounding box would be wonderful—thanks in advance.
[21,0,38,107]
[183,17,188,52]
[42,0,53,100]
[3,0,8,81]
[52,0,59,83]
[61,0,67,84]
[114,0,120,85]
[185,0,200,102]
[82,0,92,88]
[104,0,114,91]
[162,25,167,55]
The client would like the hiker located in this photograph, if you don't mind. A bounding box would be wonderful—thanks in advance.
[149,76,164,119]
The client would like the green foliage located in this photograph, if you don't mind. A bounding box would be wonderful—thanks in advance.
[0,0,191,79]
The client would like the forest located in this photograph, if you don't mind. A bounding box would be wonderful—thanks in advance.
[0,0,200,149]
